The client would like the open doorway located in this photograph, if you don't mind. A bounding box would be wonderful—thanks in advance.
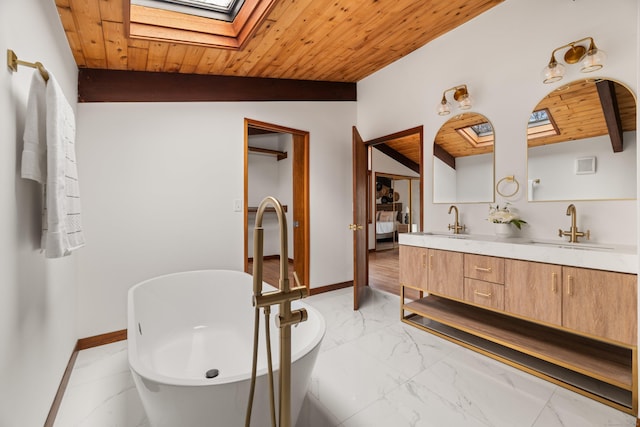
[244,119,310,290]
[373,173,420,251]
[356,126,423,301]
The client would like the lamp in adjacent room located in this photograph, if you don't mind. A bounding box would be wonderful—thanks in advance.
[437,84,472,115]
[541,37,606,84]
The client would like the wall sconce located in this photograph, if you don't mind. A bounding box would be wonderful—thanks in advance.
[542,36,606,84]
[437,84,472,116]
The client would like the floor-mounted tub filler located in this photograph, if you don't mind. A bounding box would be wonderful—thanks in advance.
[127,269,325,427]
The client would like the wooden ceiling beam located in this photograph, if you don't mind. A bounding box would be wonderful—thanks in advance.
[595,79,624,153]
[433,143,456,170]
[374,144,420,174]
[78,68,357,102]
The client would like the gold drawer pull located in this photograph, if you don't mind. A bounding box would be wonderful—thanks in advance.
[474,290,492,298]
[474,266,492,273]
[567,275,574,296]
[551,272,557,293]
[421,253,427,268]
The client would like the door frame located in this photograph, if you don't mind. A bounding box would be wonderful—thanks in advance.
[354,125,424,309]
[244,118,310,289]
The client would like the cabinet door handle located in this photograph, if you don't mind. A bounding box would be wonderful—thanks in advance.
[551,272,557,293]
[567,275,573,296]
[474,290,492,298]
[474,266,492,273]
[421,253,427,268]
[429,254,434,270]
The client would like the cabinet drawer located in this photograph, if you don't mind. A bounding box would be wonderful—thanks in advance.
[464,254,504,284]
[464,278,504,310]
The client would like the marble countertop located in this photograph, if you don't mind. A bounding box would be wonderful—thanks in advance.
[399,232,638,274]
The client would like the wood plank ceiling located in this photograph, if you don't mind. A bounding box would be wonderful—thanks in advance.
[55,0,504,83]
[530,79,636,149]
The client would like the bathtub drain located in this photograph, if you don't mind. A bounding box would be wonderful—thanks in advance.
[205,369,219,379]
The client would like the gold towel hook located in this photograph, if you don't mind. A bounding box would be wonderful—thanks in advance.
[7,49,49,82]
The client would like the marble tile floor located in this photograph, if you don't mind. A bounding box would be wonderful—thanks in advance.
[54,287,637,427]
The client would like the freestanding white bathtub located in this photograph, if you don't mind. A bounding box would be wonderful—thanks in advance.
[127,270,325,427]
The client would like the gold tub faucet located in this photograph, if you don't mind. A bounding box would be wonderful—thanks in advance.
[559,204,590,243]
[249,196,308,427]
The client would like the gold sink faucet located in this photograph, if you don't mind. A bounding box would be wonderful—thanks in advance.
[447,205,465,234]
[558,204,590,243]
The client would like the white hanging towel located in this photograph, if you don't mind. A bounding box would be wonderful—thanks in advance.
[21,71,85,258]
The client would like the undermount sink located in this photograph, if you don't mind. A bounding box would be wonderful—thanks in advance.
[529,241,615,251]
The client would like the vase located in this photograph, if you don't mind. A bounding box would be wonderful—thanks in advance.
[494,223,512,238]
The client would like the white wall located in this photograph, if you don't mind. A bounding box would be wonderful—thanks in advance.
[0,1,79,425]
[433,153,493,203]
[76,101,356,337]
[528,132,637,201]
[358,0,638,245]
[433,156,456,203]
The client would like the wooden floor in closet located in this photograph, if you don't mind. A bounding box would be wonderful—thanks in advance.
[247,257,295,289]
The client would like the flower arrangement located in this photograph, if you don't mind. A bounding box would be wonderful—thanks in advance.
[488,203,527,229]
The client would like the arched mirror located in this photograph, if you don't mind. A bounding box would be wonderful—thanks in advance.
[527,79,637,201]
[433,112,495,203]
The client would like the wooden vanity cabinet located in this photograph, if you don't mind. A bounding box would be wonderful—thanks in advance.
[562,266,637,345]
[463,254,505,310]
[505,259,562,326]
[399,245,428,291]
[428,249,464,300]
[464,254,504,284]
[504,260,637,345]
[400,245,638,415]
[399,246,463,299]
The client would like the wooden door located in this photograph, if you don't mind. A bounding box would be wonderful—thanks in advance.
[292,133,309,287]
[428,249,463,300]
[352,126,368,310]
[562,267,637,345]
[399,245,428,291]
[504,259,562,326]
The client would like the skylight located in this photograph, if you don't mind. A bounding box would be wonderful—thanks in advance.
[470,122,494,137]
[157,0,239,14]
[529,110,550,126]
[456,122,494,148]
[134,0,245,22]
[128,0,275,49]
[528,109,559,140]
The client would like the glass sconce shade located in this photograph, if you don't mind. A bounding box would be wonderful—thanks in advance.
[581,48,606,73]
[437,99,451,116]
[542,61,566,84]
[457,94,472,110]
